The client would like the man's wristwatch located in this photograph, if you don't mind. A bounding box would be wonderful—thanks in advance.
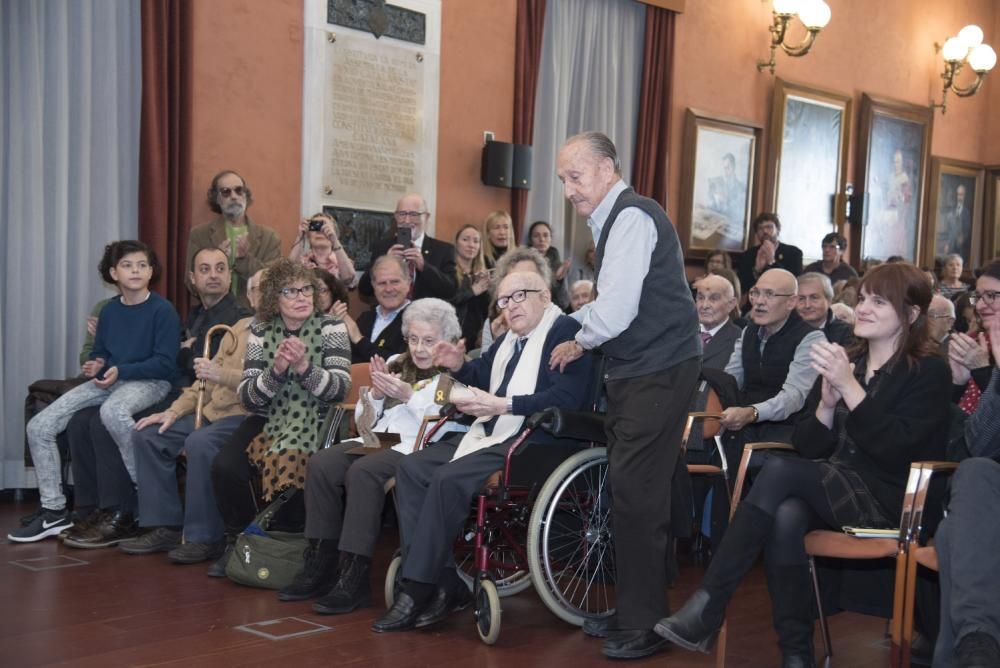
[749,406,760,423]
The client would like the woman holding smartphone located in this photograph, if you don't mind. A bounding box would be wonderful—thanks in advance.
[655,263,951,667]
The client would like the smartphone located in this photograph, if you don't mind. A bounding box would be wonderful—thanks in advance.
[396,226,413,248]
[308,219,324,232]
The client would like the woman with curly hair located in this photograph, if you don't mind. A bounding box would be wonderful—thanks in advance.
[207,259,351,574]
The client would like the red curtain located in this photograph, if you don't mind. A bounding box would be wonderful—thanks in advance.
[511,0,548,240]
[139,0,194,315]
[631,5,676,208]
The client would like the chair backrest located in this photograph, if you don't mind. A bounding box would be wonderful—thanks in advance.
[346,362,371,406]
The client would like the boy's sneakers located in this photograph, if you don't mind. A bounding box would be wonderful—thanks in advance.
[8,508,73,543]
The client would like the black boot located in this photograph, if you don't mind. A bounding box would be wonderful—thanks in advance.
[207,531,238,578]
[765,562,817,668]
[313,552,372,614]
[278,539,339,601]
[654,503,775,653]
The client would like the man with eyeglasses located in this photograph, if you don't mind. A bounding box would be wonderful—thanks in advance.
[928,294,957,351]
[186,170,281,309]
[358,193,457,302]
[803,232,858,285]
[796,272,855,347]
[373,270,592,634]
[548,132,701,659]
[722,268,825,444]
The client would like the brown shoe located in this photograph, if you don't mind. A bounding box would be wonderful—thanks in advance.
[168,541,225,565]
[63,511,139,549]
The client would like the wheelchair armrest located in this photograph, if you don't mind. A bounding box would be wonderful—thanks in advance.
[528,407,607,443]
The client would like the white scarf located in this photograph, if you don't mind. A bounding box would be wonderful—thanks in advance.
[450,303,563,460]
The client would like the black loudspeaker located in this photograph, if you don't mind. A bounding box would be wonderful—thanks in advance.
[481,141,513,188]
[512,143,532,190]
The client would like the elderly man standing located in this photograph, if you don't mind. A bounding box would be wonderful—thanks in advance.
[796,272,855,347]
[548,132,701,659]
[186,170,281,308]
[722,269,825,444]
[359,193,457,301]
[372,270,593,633]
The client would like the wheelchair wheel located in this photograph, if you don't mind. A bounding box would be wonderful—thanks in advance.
[527,446,616,626]
[474,579,502,645]
[456,512,533,597]
[384,551,402,608]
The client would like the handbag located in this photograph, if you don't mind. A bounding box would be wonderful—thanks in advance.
[225,488,309,590]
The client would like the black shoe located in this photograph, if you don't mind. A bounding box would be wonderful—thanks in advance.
[601,629,671,660]
[119,527,183,555]
[8,507,73,543]
[313,553,372,615]
[63,510,138,549]
[413,581,473,629]
[207,539,236,578]
[583,614,617,638]
[167,541,224,564]
[60,509,103,542]
[909,630,933,667]
[371,592,426,633]
[279,539,339,601]
[765,562,817,668]
[653,589,721,653]
[957,631,1000,668]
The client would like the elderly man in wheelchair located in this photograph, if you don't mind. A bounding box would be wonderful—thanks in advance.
[372,270,593,633]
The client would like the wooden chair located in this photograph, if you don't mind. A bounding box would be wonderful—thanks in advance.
[319,362,371,448]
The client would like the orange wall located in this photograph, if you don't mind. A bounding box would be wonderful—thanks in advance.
[187,0,517,252]
[671,0,999,269]
[189,0,305,250]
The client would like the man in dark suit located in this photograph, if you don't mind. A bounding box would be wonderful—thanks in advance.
[358,193,457,301]
[338,255,411,363]
[736,213,803,296]
[796,272,855,348]
[372,270,593,633]
[694,274,741,371]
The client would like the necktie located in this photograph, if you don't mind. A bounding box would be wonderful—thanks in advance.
[484,336,527,435]
[700,331,713,346]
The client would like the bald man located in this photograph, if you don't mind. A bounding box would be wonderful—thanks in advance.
[358,192,457,301]
[721,269,826,443]
[694,275,741,370]
[928,294,956,350]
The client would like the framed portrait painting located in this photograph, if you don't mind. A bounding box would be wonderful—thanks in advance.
[925,158,984,267]
[854,94,933,263]
[678,108,762,257]
[984,167,1000,261]
[765,79,852,261]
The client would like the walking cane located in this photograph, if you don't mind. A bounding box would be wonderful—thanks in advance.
[194,324,239,429]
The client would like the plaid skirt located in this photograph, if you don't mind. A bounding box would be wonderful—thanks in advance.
[818,461,893,529]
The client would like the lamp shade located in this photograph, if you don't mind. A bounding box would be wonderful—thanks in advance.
[957,24,984,49]
[798,0,831,29]
[969,44,997,72]
[942,37,969,63]
[773,0,799,16]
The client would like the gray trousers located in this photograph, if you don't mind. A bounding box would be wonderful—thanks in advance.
[304,441,403,558]
[26,378,171,509]
[933,458,1000,667]
[396,436,509,585]
[134,414,245,543]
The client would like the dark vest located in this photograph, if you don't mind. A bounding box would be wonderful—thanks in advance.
[741,309,814,421]
[595,187,700,380]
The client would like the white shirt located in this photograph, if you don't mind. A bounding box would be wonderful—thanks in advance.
[701,321,728,338]
[570,180,658,349]
[371,301,410,341]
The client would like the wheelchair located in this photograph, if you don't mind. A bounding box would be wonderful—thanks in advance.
[383,373,614,644]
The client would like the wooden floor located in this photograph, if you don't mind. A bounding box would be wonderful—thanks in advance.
[0,498,892,667]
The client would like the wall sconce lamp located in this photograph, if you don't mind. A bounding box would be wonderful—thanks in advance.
[756,0,832,74]
[931,25,996,114]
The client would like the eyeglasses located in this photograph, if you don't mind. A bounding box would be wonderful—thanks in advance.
[969,290,1000,307]
[316,286,330,294]
[218,185,246,198]
[405,335,441,349]
[497,289,542,309]
[748,288,795,301]
[279,285,315,299]
[394,210,427,221]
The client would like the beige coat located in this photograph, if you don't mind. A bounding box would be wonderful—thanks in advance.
[168,317,253,423]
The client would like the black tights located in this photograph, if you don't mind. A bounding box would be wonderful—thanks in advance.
[745,454,842,566]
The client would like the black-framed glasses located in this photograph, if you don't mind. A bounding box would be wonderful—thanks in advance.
[969,290,1000,306]
[748,288,795,301]
[394,210,427,220]
[218,185,246,198]
[279,285,315,300]
[497,289,542,309]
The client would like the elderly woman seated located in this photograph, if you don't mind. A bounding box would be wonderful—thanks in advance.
[278,298,467,615]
